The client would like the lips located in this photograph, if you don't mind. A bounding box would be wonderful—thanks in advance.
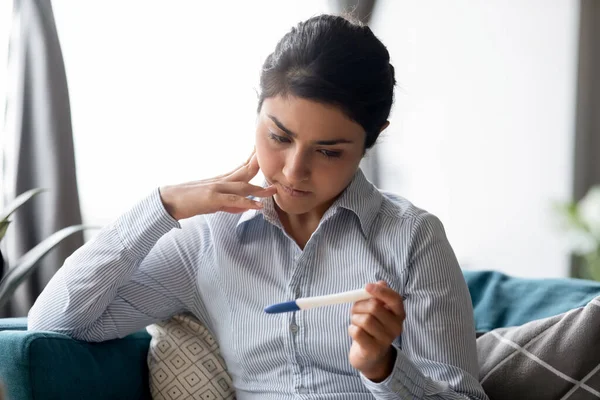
[279,184,311,197]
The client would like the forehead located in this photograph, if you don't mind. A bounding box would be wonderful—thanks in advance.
[260,96,365,141]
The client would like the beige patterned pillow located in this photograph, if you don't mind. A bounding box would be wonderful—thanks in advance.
[146,313,236,399]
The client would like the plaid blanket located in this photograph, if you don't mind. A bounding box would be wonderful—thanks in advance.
[477,295,600,399]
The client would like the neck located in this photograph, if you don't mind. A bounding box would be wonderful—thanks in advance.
[275,199,335,250]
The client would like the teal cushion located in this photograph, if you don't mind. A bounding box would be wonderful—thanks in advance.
[0,319,151,400]
[463,270,600,332]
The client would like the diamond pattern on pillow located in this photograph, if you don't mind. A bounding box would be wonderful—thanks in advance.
[147,313,236,399]
[477,296,600,400]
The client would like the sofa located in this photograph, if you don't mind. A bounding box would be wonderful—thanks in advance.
[2,270,600,400]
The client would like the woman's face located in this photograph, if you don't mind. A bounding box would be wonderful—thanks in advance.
[255,95,366,216]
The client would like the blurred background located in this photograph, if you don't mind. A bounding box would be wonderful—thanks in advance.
[0,0,598,317]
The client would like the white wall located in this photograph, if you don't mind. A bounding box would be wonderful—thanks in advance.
[51,0,331,227]
[370,0,580,277]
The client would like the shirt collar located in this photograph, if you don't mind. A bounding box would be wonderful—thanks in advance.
[326,168,383,237]
[235,193,280,229]
[235,168,382,238]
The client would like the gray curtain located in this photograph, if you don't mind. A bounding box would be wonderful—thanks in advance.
[328,0,381,186]
[571,0,600,277]
[1,0,84,317]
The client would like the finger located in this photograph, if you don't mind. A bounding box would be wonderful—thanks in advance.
[183,149,258,186]
[352,299,403,339]
[365,283,405,317]
[246,147,256,163]
[203,149,258,184]
[221,206,256,214]
[350,312,396,345]
[348,325,381,354]
[374,281,396,313]
[217,181,277,198]
[225,153,260,182]
[232,148,257,171]
[218,193,263,211]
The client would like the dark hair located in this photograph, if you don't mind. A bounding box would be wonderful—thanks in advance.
[258,14,396,150]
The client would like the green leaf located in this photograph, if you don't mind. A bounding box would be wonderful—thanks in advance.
[553,200,590,233]
[0,220,10,242]
[0,225,98,309]
[0,188,47,222]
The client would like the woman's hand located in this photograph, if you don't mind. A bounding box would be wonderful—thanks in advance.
[159,150,277,220]
[348,281,405,382]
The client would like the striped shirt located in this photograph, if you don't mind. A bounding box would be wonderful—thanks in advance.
[28,169,488,399]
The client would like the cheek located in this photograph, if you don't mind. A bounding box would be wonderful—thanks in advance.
[317,161,360,192]
[255,137,280,175]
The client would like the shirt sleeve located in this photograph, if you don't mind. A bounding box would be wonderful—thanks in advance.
[360,213,489,400]
[28,188,208,342]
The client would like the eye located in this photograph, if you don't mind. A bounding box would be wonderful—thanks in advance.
[268,132,290,143]
[319,149,342,158]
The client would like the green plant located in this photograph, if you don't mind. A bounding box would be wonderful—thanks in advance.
[0,188,94,308]
[555,185,600,281]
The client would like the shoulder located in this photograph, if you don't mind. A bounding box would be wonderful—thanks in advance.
[376,193,462,287]
[378,191,444,228]
[370,191,450,252]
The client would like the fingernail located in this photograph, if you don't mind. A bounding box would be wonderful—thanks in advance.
[365,283,375,292]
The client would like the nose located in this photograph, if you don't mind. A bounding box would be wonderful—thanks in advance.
[282,148,310,185]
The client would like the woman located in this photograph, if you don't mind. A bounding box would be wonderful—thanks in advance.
[29,14,488,400]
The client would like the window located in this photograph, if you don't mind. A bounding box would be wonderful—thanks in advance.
[51,1,331,226]
[0,0,14,207]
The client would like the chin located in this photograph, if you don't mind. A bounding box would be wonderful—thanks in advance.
[273,194,316,215]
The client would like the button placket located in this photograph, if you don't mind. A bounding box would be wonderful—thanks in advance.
[290,322,299,334]
[288,237,321,395]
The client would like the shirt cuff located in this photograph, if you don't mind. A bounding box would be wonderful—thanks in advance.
[114,188,180,259]
[360,344,427,398]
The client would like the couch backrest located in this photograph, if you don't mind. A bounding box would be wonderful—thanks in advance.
[463,269,600,332]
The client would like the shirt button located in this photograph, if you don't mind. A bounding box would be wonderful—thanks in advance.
[290,323,299,334]
[298,387,309,394]
[295,287,301,298]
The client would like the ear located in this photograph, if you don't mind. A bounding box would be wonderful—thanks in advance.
[380,121,390,133]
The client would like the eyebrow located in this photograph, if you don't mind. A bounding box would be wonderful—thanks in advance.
[267,114,354,145]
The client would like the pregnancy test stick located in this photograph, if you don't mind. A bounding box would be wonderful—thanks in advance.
[264,288,372,314]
